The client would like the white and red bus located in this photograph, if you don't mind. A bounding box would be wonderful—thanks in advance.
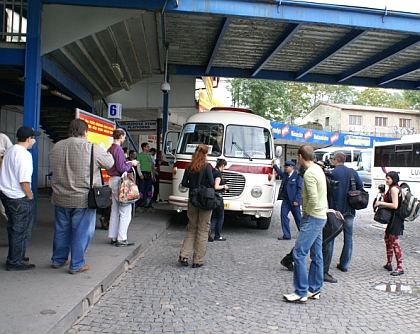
[165,107,280,229]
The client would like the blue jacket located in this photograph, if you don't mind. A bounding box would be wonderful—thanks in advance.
[273,165,302,204]
[329,164,364,215]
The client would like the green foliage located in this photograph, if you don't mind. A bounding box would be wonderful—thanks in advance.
[226,79,419,124]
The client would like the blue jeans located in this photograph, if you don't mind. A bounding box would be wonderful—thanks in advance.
[51,206,96,271]
[210,198,224,239]
[280,200,301,239]
[136,173,153,208]
[292,216,326,297]
[328,213,354,270]
[0,192,34,268]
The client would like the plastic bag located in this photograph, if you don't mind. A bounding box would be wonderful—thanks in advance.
[118,172,140,206]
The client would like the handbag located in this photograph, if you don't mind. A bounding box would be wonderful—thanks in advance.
[373,206,393,224]
[118,170,140,206]
[323,209,345,245]
[347,169,369,210]
[88,145,112,209]
[189,166,218,210]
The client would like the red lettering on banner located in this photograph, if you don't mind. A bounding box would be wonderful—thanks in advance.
[281,125,289,137]
[304,129,312,140]
[330,133,339,144]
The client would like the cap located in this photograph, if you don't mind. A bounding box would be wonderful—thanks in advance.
[284,160,295,167]
[17,126,41,139]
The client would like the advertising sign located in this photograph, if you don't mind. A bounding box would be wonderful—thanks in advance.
[76,108,115,182]
[271,121,394,148]
[118,121,157,131]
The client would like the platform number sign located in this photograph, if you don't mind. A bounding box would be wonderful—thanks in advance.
[108,103,122,119]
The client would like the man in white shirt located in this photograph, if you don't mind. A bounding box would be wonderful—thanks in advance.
[0,126,40,271]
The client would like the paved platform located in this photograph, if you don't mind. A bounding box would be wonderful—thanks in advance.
[0,193,175,334]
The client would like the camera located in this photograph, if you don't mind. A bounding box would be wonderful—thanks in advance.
[299,160,339,189]
[378,184,385,193]
[161,81,170,94]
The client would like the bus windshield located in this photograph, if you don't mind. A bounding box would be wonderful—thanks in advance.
[176,123,224,156]
[224,125,272,159]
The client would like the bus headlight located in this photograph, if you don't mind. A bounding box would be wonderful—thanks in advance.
[251,186,262,198]
[178,184,188,193]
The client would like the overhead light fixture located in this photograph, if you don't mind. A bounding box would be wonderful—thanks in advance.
[51,90,72,101]
[120,79,131,92]
[111,63,131,91]
[18,76,49,90]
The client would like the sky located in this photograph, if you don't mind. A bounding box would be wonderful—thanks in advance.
[212,1,420,106]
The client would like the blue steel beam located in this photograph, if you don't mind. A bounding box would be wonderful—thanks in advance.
[170,65,420,90]
[43,1,420,34]
[251,23,301,77]
[205,17,231,75]
[338,35,420,83]
[0,48,25,65]
[295,29,367,80]
[24,0,42,222]
[378,60,420,86]
[42,57,93,109]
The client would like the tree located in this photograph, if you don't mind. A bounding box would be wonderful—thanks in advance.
[403,90,420,110]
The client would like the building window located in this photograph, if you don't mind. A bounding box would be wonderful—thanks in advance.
[399,118,411,128]
[325,117,329,126]
[375,117,387,127]
[349,115,361,125]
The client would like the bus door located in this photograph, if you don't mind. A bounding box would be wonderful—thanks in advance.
[159,130,180,200]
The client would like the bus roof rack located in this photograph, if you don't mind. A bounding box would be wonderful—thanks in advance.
[210,107,254,114]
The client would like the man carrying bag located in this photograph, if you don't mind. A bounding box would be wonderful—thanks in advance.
[327,152,364,273]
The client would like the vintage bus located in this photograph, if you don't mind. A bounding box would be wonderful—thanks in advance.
[356,148,373,188]
[166,107,279,229]
[372,135,420,194]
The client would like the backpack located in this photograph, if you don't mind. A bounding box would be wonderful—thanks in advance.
[399,183,420,222]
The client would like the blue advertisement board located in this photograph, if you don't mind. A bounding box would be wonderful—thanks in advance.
[271,121,395,148]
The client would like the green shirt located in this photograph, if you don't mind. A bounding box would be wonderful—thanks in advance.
[302,163,327,219]
[136,152,152,172]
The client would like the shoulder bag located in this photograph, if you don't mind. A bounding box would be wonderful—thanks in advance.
[323,209,345,245]
[373,206,393,224]
[347,169,369,210]
[88,145,112,209]
[189,166,218,210]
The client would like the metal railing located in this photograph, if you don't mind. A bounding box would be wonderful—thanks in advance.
[1,0,27,42]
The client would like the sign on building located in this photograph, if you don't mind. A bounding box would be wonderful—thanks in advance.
[108,103,122,119]
[118,121,157,131]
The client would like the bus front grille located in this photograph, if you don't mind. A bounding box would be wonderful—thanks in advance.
[221,172,245,198]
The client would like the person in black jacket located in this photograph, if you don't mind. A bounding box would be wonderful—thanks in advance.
[178,144,215,268]
[208,159,228,242]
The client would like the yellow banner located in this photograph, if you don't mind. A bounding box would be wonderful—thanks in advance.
[198,90,225,112]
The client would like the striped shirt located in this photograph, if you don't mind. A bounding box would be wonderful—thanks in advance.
[49,137,114,208]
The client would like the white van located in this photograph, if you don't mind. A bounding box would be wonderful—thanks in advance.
[314,146,360,169]
[356,148,372,188]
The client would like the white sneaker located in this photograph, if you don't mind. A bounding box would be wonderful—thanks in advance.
[283,293,307,302]
[308,290,321,299]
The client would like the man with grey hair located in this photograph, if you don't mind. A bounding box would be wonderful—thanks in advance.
[49,119,114,274]
[325,151,364,281]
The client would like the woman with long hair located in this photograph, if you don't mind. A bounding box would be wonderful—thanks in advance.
[178,144,215,268]
[208,158,228,242]
[374,171,404,276]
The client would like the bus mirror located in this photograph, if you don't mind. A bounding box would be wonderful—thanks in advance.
[275,146,282,158]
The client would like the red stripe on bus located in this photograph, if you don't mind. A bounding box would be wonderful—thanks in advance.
[175,160,273,174]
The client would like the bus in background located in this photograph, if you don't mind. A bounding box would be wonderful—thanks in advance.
[167,107,280,229]
[314,146,360,169]
[356,148,372,188]
[372,135,420,195]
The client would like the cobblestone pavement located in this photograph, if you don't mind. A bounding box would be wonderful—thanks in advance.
[68,200,420,334]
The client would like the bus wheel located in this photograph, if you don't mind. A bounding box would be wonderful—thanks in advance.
[256,217,271,229]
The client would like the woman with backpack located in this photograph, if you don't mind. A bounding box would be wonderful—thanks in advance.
[208,158,229,242]
[178,144,215,268]
[374,171,404,276]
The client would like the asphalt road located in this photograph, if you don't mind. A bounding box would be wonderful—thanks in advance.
[67,196,420,334]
